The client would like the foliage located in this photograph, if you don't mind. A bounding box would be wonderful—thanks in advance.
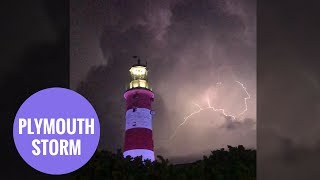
[71,145,256,180]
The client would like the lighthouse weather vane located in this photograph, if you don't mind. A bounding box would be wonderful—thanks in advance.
[132,55,147,67]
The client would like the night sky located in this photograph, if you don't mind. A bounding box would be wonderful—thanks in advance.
[70,0,256,163]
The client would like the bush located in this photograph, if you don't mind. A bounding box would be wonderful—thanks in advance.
[71,145,256,180]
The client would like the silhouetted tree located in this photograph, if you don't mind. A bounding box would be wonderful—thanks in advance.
[71,145,256,180]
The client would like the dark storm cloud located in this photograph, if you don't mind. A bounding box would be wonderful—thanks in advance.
[160,114,256,158]
[223,117,256,130]
[71,0,256,162]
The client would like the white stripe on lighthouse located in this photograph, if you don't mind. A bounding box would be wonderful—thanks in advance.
[123,149,155,161]
[125,108,152,130]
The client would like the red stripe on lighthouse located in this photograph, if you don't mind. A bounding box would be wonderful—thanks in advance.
[124,128,154,151]
[124,89,154,111]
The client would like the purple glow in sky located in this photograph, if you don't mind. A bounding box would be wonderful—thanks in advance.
[70,0,256,163]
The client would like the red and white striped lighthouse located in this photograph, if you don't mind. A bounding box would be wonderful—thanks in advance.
[123,57,155,161]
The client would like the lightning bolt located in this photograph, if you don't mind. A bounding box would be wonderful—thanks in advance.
[164,80,250,142]
[235,81,250,117]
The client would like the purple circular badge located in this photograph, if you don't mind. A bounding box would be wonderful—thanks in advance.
[13,87,100,175]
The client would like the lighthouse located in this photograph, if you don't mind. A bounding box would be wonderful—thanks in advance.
[123,56,155,161]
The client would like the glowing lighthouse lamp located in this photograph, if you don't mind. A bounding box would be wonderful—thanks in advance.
[123,56,155,161]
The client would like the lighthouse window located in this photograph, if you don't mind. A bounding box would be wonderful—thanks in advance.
[139,81,146,88]
[133,82,139,87]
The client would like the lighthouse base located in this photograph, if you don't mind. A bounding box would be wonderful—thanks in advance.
[123,149,155,161]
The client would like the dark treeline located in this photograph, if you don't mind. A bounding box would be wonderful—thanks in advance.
[71,145,256,180]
